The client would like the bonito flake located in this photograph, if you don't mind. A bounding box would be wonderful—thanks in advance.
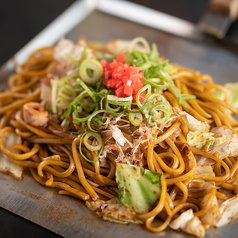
[0,131,23,179]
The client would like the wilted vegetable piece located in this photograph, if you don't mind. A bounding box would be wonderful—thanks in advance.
[193,165,216,190]
[170,209,205,238]
[215,82,238,110]
[116,163,161,214]
[216,194,238,227]
[185,216,205,238]
[187,131,227,152]
[210,126,238,160]
[200,193,221,226]
[169,209,194,230]
[86,199,142,224]
[183,112,209,132]
[0,131,23,179]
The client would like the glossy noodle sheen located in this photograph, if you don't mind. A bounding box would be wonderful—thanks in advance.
[1,39,238,237]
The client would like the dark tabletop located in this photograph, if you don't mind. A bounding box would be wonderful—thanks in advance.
[0,1,238,237]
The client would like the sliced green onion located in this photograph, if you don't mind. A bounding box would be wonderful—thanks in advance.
[83,132,103,151]
[147,78,163,84]
[146,93,166,104]
[79,58,103,85]
[79,132,104,163]
[125,100,153,113]
[61,91,90,120]
[74,121,85,134]
[106,100,122,112]
[72,91,89,105]
[136,84,151,108]
[145,92,172,125]
[65,54,80,67]
[150,43,159,62]
[164,63,177,75]
[147,116,156,126]
[107,95,132,106]
[65,46,87,69]
[77,78,97,102]
[181,100,188,109]
[129,112,143,126]
[158,69,183,104]
[96,78,103,92]
[72,106,99,125]
[100,97,106,110]
[100,89,109,94]
[97,52,116,60]
[56,81,77,110]
[143,79,169,89]
[50,79,58,114]
[146,103,172,126]
[87,109,121,132]
[159,69,174,85]
[129,37,151,53]
[81,102,97,113]
[61,104,73,120]
[66,120,85,135]
[150,106,171,125]
[181,94,196,100]
[180,93,196,109]
[92,115,104,126]
[78,46,88,65]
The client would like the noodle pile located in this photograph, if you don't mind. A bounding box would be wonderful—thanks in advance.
[1,37,238,237]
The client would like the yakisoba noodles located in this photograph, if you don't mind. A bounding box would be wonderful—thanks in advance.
[1,37,238,237]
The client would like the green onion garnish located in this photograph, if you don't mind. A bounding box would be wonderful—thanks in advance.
[79,58,103,85]
[79,131,104,163]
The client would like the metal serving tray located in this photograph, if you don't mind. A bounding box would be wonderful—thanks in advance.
[0,1,238,237]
